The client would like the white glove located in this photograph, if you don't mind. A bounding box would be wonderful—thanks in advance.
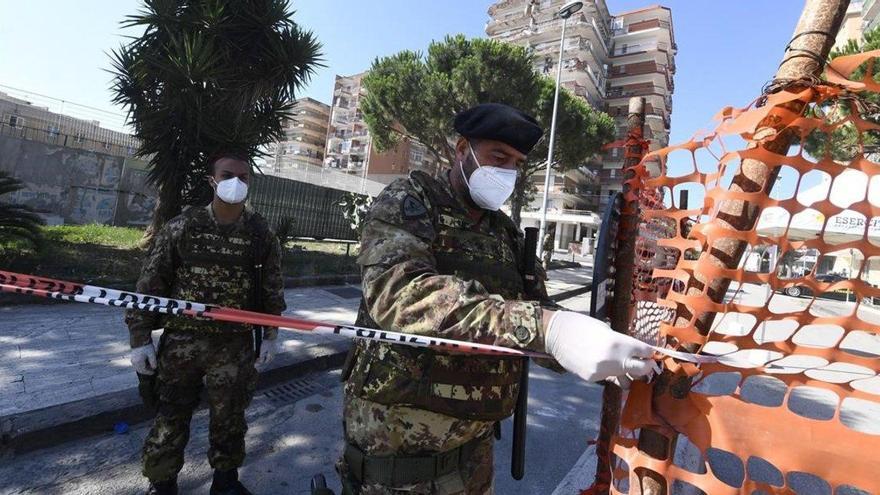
[130,343,158,375]
[544,311,657,383]
[257,337,278,366]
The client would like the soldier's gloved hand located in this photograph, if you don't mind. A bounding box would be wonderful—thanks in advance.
[544,311,656,383]
[130,343,158,375]
[258,337,278,366]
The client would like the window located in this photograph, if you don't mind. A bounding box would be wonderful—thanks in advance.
[409,147,424,165]
[8,114,22,128]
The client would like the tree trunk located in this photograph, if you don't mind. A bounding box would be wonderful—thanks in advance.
[142,180,183,248]
[593,97,645,495]
[635,2,850,494]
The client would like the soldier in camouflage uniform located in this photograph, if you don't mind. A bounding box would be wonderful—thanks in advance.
[338,104,658,494]
[126,153,286,495]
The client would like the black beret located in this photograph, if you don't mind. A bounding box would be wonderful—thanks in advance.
[453,103,544,155]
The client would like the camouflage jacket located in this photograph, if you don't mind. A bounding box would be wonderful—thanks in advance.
[346,170,553,423]
[125,205,286,348]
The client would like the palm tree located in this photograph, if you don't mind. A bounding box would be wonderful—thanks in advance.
[110,0,322,241]
[0,171,44,248]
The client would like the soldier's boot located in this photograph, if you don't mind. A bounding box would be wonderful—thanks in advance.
[210,469,253,495]
[145,478,178,495]
[310,474,336,495]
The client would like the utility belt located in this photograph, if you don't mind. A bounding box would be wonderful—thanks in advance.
[343,433,487,488]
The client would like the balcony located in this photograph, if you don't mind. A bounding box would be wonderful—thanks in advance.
[605,84,669,100]
[612,18,672,37]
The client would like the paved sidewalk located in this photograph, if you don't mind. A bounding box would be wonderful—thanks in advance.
[0,286,362,419]
[0,265,592,452]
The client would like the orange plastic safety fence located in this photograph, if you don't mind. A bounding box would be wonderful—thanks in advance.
[603,50,880,495]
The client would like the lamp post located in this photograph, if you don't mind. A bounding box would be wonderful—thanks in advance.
[537,1,583,259]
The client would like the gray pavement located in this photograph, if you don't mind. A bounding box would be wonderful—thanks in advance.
[0,286,362,419]
[0,265,594,448]
[0,269,601,495]
[0,291,599,495]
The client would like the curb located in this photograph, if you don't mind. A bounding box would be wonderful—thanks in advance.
[0,340,349,456]
[284,274,360,288]
[550,285,592,302]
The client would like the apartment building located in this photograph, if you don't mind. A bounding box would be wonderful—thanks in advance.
[325,73,440,185]
[0,91,139,157]
[487,0,676,214]
[833,0,880,51]
[486,1,675,254]
[487,0,612,214]
[601,5,676,209]
[264,97,330,173]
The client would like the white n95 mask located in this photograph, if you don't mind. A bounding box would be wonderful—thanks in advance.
[461,143,518,211]
[213,177,248,204]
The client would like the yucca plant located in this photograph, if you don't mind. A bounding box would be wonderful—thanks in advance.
[110,0,322,242]
[0,171,44,249]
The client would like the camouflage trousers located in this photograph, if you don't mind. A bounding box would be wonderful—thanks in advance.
[338,395,495,494]
[142,330,257,482]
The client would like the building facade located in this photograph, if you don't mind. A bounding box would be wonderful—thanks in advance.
[0,91,139,158]
[263,97,330,173]
[486,0,675,254]
[601,5,675,209]
[324,72,440,185]
[487,0,676,216]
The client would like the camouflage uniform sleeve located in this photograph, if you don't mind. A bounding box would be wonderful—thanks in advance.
[124,220,179,348]
[260,232,287,340]
[358,179,547,351]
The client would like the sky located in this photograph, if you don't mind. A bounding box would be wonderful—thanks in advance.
[0,1,816,203]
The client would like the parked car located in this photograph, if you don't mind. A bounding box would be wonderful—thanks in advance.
[780,273,849,299]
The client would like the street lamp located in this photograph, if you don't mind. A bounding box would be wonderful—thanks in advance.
[537,1,583,259]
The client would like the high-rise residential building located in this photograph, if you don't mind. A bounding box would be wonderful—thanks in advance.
[486,1,675,254]
[487,0,676,215]
[834,0,867,51]
[602,5,676,207]
[325,72,440,185]
[326,73,371,174]
[0,91,139,157]
[863,0,880,33]
[487,0,612,215]
[264,97,330,173]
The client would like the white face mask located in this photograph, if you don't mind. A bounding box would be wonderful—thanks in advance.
[213,177,248,204]
[460,143,518,211]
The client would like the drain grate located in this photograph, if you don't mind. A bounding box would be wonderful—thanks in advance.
[262,378,321,407]
[325,286,363,299]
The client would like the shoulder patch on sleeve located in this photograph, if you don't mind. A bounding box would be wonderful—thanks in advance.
[401,194,428,218]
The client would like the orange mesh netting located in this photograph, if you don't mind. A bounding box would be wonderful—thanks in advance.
[600,50,880,495]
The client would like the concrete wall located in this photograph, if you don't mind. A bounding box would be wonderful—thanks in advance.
[0,134,156,226]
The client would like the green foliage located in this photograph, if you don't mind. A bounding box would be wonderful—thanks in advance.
[360,35,615,225]
[109,0,323,235]
[337,192,373,233]
[1,224,358,292]
[274,216,295,247]
[0,171,44,249]
[42,224,144,248]
[804,26,880,159]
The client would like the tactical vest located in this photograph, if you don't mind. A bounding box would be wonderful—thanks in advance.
[348,172,527,421]
[163,206,262,334]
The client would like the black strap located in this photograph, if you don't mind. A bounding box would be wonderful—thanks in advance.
[246,214,266,356]
[343,434,484,486]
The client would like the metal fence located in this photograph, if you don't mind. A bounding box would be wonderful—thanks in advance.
[249,173,363,241]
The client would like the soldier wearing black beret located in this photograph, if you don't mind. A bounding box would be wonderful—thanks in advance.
[337,103,657,494]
